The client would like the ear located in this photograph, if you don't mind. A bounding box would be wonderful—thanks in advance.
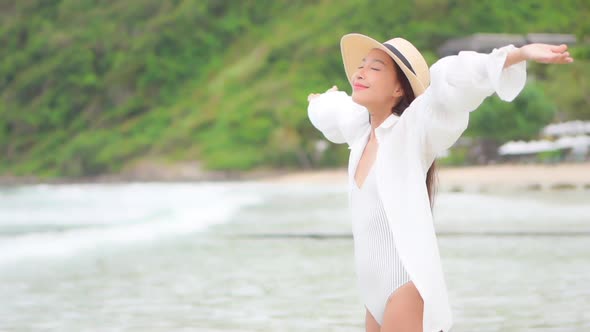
[393,86,404,98]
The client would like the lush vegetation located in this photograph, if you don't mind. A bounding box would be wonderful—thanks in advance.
[1,0,588,178]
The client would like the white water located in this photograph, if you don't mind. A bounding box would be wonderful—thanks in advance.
[0,182,263,265]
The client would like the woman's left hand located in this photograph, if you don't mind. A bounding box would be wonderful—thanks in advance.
[504,43,574,68]
[520,43,574,64]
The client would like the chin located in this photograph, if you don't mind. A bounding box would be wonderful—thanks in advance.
[351,93,368,107]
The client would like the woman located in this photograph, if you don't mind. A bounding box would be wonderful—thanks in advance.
[307,33,573,332]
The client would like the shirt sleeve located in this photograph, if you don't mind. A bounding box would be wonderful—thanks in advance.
[307,90,369,145]
[418,44,527,156]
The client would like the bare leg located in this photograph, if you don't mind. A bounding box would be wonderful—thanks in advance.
[380,281,424,332]
[365,308,380,332]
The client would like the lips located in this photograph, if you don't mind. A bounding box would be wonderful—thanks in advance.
[353,83,368,91]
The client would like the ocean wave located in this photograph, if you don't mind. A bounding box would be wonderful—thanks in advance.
[0,182,263,265]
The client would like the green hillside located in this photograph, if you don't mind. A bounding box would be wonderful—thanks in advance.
[1,0,589,178]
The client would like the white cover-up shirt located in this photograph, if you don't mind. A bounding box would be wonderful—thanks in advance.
[307,45,526,332]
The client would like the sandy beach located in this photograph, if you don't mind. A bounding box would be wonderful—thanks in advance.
[262,162,590,192]
[1,162,588,193]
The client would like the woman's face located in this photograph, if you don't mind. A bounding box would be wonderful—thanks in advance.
[351,48,404,110]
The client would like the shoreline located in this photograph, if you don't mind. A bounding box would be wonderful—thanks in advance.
[260,162,590,192]
[1,162,590,192]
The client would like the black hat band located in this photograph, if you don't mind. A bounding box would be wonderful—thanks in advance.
[383,43,416,75]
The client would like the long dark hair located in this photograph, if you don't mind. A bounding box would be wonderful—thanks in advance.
[392,62,438,209]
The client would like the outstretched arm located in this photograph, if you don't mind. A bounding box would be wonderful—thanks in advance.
[307,86,369,145]
[417,43,573,161]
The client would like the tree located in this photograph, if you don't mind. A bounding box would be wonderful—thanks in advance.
[464,83,555,163]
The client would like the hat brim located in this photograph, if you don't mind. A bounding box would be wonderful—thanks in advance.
[340,33,426,97]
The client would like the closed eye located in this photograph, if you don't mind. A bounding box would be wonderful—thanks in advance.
[357,66,381,71]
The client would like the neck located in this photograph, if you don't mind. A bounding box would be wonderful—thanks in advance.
[368,108,392,130]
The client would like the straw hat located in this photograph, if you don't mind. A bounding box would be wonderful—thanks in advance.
[340,33,430,97]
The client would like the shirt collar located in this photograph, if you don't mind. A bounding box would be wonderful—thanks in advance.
[370,113,401,144]
[377,113,401,129]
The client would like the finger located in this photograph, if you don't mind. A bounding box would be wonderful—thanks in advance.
[326,85,338,92]
[559,52,572,61]
[548,55,567,64]
[549,54,574,64]
[551,44,568,53]
[560,54,574,63]
[554,50,569,59]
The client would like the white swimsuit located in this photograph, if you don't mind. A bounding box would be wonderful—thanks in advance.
[351,163,411,325]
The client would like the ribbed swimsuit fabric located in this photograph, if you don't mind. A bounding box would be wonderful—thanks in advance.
[351,162,411,326]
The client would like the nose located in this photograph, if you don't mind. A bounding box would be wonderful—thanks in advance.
[353,67,365,82]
